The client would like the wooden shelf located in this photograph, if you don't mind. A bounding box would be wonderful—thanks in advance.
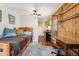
[58,13,79,24]
[59,3,79,15]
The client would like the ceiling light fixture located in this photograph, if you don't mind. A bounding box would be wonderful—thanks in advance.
[32,10,41,16]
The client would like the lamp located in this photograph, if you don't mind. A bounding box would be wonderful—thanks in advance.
[48,25,51,30]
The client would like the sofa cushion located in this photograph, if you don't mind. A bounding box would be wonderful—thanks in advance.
[2,28,16,37]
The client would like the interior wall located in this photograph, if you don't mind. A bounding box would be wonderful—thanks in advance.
[0,4,20,35]
[52,18,57,31]
[38,21,46,36]
[20,15,39,42]
[20,15,47,42]
[20,15,46,36]
[20,15,35,28]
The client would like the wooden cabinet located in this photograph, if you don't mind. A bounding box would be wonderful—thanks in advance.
[0,43,10,56]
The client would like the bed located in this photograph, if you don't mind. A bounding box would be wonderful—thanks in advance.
[0,26,33,56]
[0,35,32,56]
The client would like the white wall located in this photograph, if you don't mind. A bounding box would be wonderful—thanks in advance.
[52,19,57,31]
[20,15,47,42]
[38,17,48,36]
[38,22,45,36]
[20,15,46,36]
[20,15,39,42]
[20,15,35,28]
[0,4,20,35]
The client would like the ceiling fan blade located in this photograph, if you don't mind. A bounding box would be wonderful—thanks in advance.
[37,14,41,16]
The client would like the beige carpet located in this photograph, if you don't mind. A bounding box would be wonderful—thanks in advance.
[22,42,57,56]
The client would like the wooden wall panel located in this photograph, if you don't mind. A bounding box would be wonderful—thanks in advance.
[62,3,72,11]
[76,4,79,41]
[45,16,52,29]
[76,17,79,41]
[54,3,79,42]
[54,7,62,16]
[52,3,79,56]
[63,19,76,40]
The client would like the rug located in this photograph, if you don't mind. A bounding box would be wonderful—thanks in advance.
[22,42,57,56]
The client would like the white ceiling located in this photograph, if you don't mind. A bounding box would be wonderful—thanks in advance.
[5,3,62,21]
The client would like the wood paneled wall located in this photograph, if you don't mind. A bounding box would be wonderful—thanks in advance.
[45,17,52,28]
[53,3,79,41]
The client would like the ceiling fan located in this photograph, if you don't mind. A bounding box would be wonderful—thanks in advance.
[32,10,41,16]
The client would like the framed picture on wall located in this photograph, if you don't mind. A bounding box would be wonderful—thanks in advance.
[0,10,2,22]
[8,14,15,25]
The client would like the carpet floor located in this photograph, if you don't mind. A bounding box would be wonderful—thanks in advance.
[22,42,57,56]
